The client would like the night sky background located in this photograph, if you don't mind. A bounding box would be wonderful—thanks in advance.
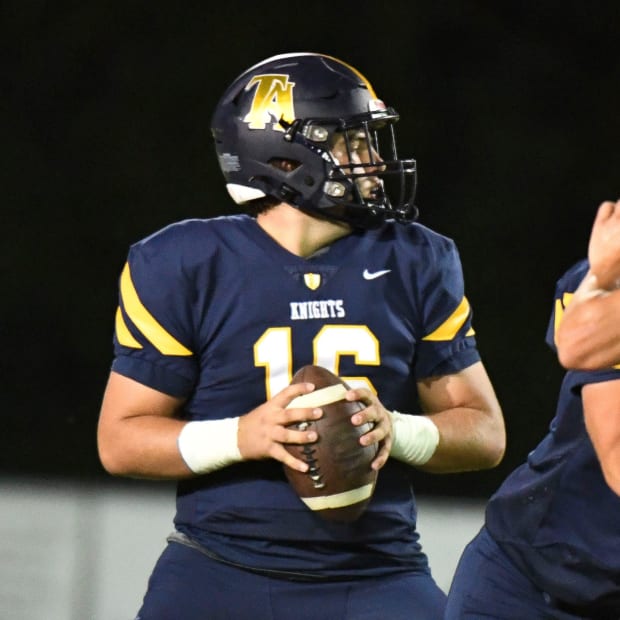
[4,1,620,497]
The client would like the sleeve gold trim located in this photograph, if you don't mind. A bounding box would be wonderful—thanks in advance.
[553,292,574,345]
[120,262,192,356]
[422,296,473,342]
[115,306,143,349]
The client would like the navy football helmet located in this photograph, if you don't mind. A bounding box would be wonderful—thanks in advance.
[211,53,418,229]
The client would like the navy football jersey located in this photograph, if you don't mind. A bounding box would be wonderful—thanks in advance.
[486,259,620,609]
[111,214,480,578]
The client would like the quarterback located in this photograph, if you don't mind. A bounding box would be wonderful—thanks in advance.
[97,53,505,619]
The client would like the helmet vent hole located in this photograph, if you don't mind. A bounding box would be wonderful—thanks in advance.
[268,158,301,172]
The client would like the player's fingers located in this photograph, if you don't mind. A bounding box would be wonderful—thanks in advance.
[270,444,310,472]
[358,419,387,446]
[594,200,616,225]
[274,382,316,407]
[345,387,372,405]
[350,401,384,428]
[371,443,391,471]
[280,406,323,426]
[273,418,319,445]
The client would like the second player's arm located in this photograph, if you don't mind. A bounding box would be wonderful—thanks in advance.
[582,378,620,496]
[556,273,620,370]
[557,199,620,369]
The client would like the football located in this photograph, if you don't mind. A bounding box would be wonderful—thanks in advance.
[284,365,378,522]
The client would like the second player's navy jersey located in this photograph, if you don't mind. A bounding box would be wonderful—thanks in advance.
[111,214,480,578]
[486,259,620,609]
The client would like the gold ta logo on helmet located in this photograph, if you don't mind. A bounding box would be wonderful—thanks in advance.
[243,74,296,131]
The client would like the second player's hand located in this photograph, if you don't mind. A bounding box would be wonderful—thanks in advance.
[589,199,620,289]
[346,387,393,471]
[237,382,322,472]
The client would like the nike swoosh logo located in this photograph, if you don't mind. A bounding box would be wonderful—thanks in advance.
[363,269,391,280]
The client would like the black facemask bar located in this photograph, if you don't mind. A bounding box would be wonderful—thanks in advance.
[324,117,418,227]
[279,111,418,228]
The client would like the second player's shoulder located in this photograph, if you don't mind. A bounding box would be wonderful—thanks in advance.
[544,258,589,352]
[554,258,589,295]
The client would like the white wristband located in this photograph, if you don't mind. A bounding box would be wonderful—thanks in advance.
[389,410,440,466]
[177,418,243,474]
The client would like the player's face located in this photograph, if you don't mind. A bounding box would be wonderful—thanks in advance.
[330,129,385,200]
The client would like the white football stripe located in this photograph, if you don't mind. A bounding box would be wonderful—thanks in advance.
[286,384,347,409]
[300,483,374,510]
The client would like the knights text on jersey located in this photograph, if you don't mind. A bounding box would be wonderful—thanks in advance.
[110,214,480,578]
[486,259,620,608]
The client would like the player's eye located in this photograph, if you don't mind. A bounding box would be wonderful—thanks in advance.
[346,130,367,152]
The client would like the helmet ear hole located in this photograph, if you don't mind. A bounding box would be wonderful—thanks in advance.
[268,158,301,173]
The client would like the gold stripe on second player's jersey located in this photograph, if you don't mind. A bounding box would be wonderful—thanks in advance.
[553,292,574,345]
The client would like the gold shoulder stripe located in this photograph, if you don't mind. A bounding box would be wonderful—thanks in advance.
[422,296,472,342]
[115,306,143,349]
[553,292,574,345]
[120,262,192,356]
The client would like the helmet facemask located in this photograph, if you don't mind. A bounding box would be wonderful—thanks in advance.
[308,113,416,229]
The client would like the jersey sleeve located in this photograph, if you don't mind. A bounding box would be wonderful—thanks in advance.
[544,259,589,353]
[413,234,480,379]
[110,226,199,397]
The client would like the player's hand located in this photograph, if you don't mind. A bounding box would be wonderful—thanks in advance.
[237,383,322,472]
[588,199,620,289]
[345,387,393,471]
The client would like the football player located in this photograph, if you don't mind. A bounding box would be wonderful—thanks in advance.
[97,53,505,620]
[445,219,620,618]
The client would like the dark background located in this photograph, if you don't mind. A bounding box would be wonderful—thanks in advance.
[4,1,619,497]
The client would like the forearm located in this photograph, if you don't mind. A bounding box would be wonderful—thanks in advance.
[417,406,506,473]
[557,274,620,369]
[389,406,505,473]
[587,199,620,289]
[582,381,620,497]
[98,415,199,479]
[601,452,620,497]
[589,421,620,496]
[98,414,246,479]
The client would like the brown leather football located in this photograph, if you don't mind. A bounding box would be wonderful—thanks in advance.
[284,365,378,522]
